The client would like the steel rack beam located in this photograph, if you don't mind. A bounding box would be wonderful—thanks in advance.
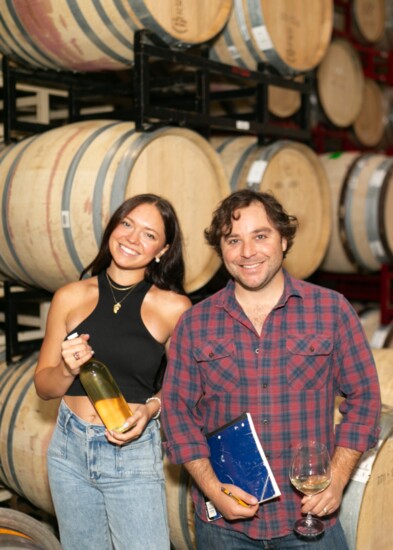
[133,29,313,143]
[1,30,313,144]
[1,281,52,364]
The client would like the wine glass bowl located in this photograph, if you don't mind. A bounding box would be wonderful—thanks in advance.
[289,441,331,537]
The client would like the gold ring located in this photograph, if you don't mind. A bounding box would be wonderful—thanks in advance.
[323,507,329,515]
[73,352,80,360]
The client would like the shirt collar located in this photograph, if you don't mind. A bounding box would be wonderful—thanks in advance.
[279,269,304,305]
[217,269,304,311]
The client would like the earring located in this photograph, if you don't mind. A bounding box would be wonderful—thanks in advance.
[155,257,160,263]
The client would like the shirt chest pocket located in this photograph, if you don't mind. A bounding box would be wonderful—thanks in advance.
[286,334,333,390]
[193,340,238,393]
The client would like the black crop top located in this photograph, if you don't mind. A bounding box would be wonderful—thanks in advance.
[66,271,165,403]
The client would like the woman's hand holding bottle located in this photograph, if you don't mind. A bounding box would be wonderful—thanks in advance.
[62,332,94,376]
[105,403,152,445]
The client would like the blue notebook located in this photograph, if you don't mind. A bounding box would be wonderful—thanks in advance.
[205,412,281,521]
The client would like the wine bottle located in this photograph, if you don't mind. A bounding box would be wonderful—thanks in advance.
[79,358,133,433]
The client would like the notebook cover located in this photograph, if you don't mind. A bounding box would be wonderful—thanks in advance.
[205,412,281,520]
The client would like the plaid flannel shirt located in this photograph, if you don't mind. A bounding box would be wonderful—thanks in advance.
[162,271,381,539]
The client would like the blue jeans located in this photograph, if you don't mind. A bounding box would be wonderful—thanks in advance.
[195,515,349,550]
[47,400,170,550]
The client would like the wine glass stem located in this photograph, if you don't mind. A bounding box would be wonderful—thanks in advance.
[305,512,314,526]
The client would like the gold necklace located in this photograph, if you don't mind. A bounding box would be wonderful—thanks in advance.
[105,272,140,314]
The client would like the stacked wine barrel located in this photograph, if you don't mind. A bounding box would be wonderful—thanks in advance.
[212,136,332,280]
[319,152,393,275]
[0,1,233,71]
[0,0,339,291]
[0,120,230,294]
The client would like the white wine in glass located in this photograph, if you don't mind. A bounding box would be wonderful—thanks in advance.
[289,441,331,537]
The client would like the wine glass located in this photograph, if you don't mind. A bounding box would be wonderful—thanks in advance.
[289,440,331,537]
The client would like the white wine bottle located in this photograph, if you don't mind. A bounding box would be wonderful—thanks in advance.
[79,358,133,433]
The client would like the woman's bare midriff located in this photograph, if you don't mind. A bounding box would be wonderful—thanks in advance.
[63,395,136,426]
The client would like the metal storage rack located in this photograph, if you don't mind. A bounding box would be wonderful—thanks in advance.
[1,30,314,145]
[0,282,51,364]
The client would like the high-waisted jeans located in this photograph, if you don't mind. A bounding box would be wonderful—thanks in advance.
[47,400,170,550]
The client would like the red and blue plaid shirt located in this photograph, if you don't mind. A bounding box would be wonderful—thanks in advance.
[162,271,381,539]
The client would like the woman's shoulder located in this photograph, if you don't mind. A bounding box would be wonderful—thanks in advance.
[151,285,191,307]
[148,285,191,319]
[142,286,191,343]
[53,276,98,304]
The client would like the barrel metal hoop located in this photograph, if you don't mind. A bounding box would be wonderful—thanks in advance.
[0,354,38,497]
[234,0,263,64]
[0,5,56,69]
[91,129,136,245]
[1,135,42,286]
[246,0,297,76]
[368,158,393,265]
[338,153,371,272]
[61,121,123,274]
[91,1,134,49]
[109,127,164,215]
[221,8,249,69]
[232,141,259,191]
[178,467,194,550]
[68,1,132,65]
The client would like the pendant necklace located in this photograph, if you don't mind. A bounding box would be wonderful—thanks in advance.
[106,272,140,314]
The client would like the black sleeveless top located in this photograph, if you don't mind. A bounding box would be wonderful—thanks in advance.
[66,271,166,403]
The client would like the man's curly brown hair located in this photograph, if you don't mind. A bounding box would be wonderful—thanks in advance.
[204,189,298,259]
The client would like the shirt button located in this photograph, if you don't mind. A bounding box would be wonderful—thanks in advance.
[263,383,268,389]
[255,348,259,354]
[309,346,315,352]
[209,352,214,358]
[263,419,269,425]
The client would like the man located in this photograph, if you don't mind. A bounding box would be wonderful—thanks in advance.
[162,189,381,549]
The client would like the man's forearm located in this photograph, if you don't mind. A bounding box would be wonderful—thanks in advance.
[331,445,362,491]
[184,457,222,501]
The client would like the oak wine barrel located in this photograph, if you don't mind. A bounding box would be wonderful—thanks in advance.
[338,405,393,550]
[268,77,302,119]
[319,152,393,273]
[376,0,393,50]
[210,0,333,74]
[316,38,365,128]
[334,346,393,549]
[373,348,393,410]
[334,0,385,46]
[214,136,331,280]
[0,120,229,294]
[164,458,195,550]
[352,0,385,44]
[0,508,61,549]
[0,0,232,72]
[359,308,393,349]
[353,78,386,147]
[0,353,58,515]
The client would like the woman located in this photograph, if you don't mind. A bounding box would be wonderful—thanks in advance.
[34,193,192,550]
